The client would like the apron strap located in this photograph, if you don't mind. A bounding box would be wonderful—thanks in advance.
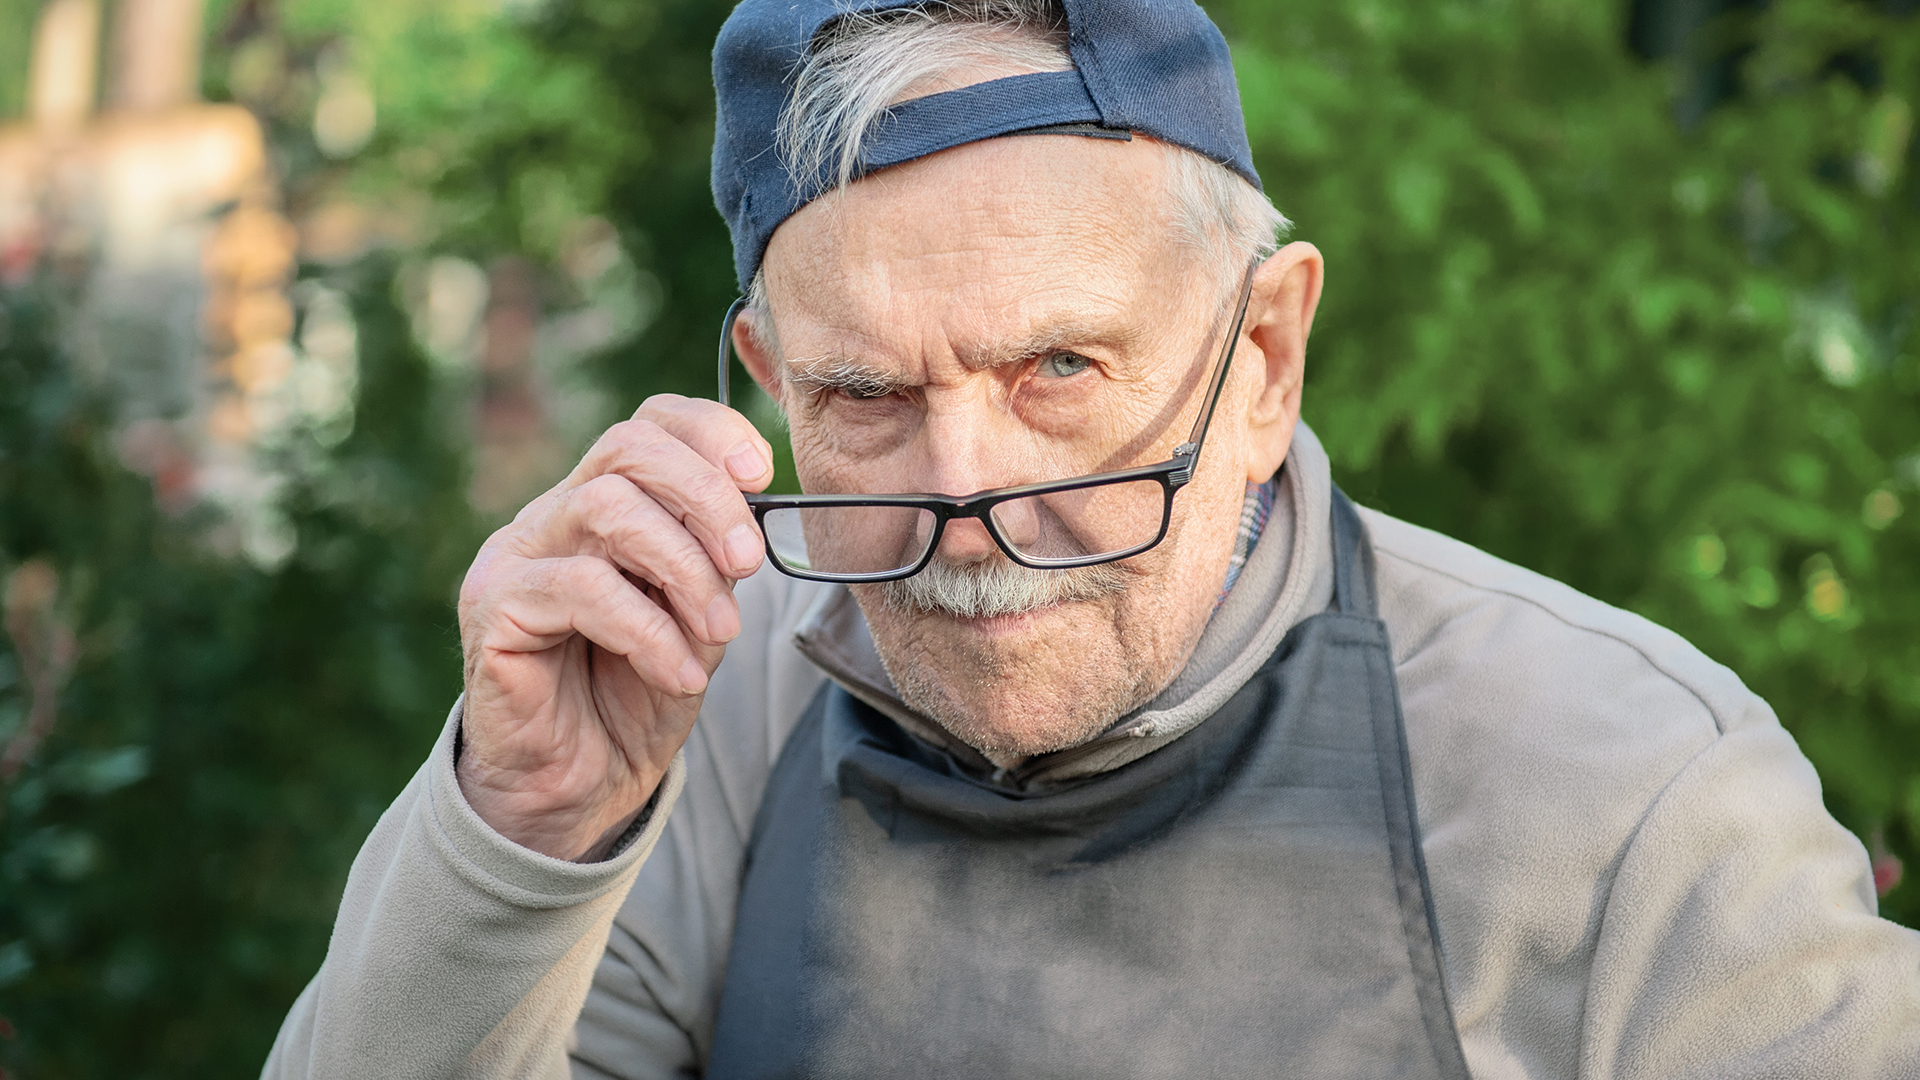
[1328,486,1379,618]
[1332,485,1474,1080]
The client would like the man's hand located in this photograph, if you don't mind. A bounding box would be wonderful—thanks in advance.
[455,395,775,861]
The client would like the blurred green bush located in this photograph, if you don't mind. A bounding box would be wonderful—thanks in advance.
[0,259,479,1073]
[0,0,1914,1074]
[1238,0,1920,928]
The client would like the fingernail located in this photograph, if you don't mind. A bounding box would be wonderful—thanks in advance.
[725,524,763,575]
[707,592,741,643]
[678,658,709,696]
[726,442,768,482]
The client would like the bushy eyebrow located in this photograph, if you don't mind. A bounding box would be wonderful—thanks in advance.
[783,356,910,397]
[782,315,1142,394]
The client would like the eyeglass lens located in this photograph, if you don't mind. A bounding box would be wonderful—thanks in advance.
[760,504,936,577]
[759,476,1168,576]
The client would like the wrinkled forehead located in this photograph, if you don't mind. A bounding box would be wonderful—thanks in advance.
[760,134,1197,359]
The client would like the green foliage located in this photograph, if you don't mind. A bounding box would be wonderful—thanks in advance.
[1216,0,1920,921]
[0,259,480,1075]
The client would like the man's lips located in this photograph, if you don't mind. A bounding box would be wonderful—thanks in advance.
[929,598,1081,638]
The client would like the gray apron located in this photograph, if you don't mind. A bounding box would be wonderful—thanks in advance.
[708,490,1468,1079]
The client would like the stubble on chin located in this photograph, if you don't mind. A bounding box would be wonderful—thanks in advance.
[855,592,1176,759]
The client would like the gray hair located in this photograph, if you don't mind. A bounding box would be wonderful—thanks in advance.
[881,555,1130,619]
[746,0,1288,320]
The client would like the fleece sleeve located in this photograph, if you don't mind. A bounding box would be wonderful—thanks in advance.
[567,570,832,1080]
[1579,716,1920,1079]
[260,700,686,1080]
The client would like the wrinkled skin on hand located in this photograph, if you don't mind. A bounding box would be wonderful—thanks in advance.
[456,396,773,861]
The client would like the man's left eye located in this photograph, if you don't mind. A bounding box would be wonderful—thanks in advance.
[1036,352,1092,379]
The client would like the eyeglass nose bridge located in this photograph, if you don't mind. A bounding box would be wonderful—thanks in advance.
[906,490,1024,569]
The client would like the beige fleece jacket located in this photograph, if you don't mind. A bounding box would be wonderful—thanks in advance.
[263,425,1920,1079]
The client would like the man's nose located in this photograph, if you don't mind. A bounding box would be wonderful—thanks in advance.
[915,394,1027,565]
[936,515,1001,565]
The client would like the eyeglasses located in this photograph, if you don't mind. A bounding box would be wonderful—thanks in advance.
[716,259,1258,583]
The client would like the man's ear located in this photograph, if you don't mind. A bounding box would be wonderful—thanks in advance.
[730,307,782,402]
[1240,241,1324,483]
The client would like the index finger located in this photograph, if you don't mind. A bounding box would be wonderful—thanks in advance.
[563,395,774,495]
[638,394,778,491]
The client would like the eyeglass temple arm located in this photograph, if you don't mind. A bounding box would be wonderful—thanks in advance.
[1171,257,1261,480]
[718,297,750,408]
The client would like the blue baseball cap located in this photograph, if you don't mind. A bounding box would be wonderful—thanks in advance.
[711,0,1262,293]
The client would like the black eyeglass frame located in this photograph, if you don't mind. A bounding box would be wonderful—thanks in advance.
[715,258,1260,583]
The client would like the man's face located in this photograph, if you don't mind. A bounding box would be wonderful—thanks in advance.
[754,135,1273,758]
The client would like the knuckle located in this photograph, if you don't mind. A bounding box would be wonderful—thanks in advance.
[623,417,669,444]
[632,393,689,423]
[520,557,560,600]
[571,473,637,519]
[527,556,593,606]
[482,518,519,547]
[558,563,631,622]
[482,512,538,555]
[624,432,688,475]
[634,603,679,646]
[458,551,520,618]
[592,418,670,463]
[560,555,620,598]
[511,494,567,542]
[599,511,661,563]
[678,468,740,513]
[593,495,675,564]
[652,534,718,586]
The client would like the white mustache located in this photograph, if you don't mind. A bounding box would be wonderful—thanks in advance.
[880,557,1128,619]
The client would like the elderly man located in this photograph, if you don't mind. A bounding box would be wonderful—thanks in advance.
[266,0,1920,1076]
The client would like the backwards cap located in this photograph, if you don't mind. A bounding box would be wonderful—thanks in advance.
[711,0,1261,292]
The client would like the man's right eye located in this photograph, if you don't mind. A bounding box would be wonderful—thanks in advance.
[1036,352,1093,379]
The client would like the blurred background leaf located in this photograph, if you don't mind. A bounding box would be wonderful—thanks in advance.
[0,0,1914,1074]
